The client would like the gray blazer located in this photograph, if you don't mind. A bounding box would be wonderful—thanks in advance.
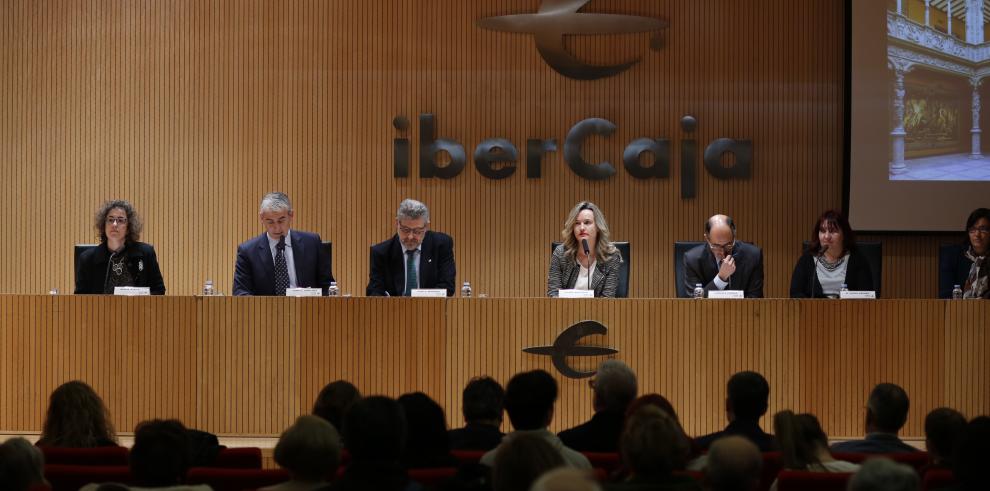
[546,244,622,297]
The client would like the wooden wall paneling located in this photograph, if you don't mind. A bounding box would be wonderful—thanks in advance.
[943,301,990,418]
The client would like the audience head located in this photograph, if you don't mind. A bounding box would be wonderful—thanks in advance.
[312,380,361,431]
[343,395,406,462]
[0,437,46,491]
[492,432,565,491]
[952,416,990,491]
[705,436,762,491]
[625,393,695,462]
[963,207,990,253]
[621,405,689,478]
[273,415,341,482]
[398,392,452,463]
[129,419,191,487]
[847,458,919,491]
[39,380,118,447]
[773,410,829,470]
[807,209,856,255]
[865,383,910,434]
[461,376,505,425]
[531,468,602,491]
[504,369,557,431]
[924,407,966,464]
[726,371,770,422]
[591,360,637,413]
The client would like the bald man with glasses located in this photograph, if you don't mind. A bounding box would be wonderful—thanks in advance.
[366,198,457,297]
[683,214,764,298]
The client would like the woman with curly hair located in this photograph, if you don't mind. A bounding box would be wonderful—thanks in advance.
[74,199,165,295]
[36,380,118,448]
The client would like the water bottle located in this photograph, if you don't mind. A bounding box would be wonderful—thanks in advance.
[692,283,704,299]
[461,281,473,297]
[840,283,849,297]
[952,284,963,299]
[49,288,59,295]
[328,281,340,297]
[203,279,214,296]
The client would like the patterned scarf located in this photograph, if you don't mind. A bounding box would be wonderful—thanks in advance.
[963,248,989,299]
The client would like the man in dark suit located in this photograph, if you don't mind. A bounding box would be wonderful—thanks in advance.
[831,383,919,454]
[695,371,776,452]
[366,199,456,296]
[684,214,764,298]
[558,360,637,452]
[233,192,333,296]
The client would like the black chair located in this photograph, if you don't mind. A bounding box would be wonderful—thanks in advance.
[550,241,630,298]
[74,244,99,288]
[322,241,333,276]
[673,241,704,298]
[800,241,882,296]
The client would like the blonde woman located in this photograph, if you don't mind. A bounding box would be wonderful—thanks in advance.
[547,201,622,297]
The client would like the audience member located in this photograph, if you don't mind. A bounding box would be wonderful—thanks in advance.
[532,468,602,491]
[491,432,565,491]
[847,458,919,491]
[448,376,505,451]
[328,396,421,491]
[704,436,761,491]
[312,380,361,432]
[605,406,700,491]
[480,370,590,469]
[0,437,47,491]
[398,392,458,468]
[261,415,342,491]
[37,380,119,448]
[626,394,702,469]
[831,383,918,453]
[950,416,990,491]
[768,410,858,491]
[695,371,776,451]
[922,407,966,472]
[559,360,638,452]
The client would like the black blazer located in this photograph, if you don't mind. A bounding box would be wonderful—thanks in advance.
[939,243,976,299]
[233,230,333,296]
[74,242,166,295]
[789,250,875,298]
[683,241,764,298]
[366,231,456,296]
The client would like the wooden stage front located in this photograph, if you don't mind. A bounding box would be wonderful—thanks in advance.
[1,296,986,442]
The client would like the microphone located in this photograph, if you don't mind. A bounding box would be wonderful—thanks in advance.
[581,239,592,292]
[103,251,116,294]
[810,255,819,299]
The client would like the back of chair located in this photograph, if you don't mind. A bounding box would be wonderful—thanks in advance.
[408,467,458,486]
[40,446,129,466]
[831,451,929,471]
[922,468,956,491]
[212,447,263,469]
[74,244,98,288]
[185,467,290,491]
[800,241,882,296]
[776,470,854,491]
[44,464,132,491]
[549,242,630,297]
[322,241,333,276]
[674,241,704,298]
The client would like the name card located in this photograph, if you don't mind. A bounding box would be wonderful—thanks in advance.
[707,290,744,299]
[559,289,595,298]
[411,289,448,297]
[840,290,876,299]
[114,286,150,296]
[286,288,322,297]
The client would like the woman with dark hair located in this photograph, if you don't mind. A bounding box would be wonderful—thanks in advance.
[37,380,118,448]
[397,392,458,468]
[547,201,623,297]
[939,207,990,299]
[789,210,874,298]
[75,199,166,295]
[605,406,700,491]
[312,380,361,432]
[768,411,858,491]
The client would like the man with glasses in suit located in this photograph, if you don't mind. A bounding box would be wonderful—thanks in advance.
[366,198,456,297]
[683,214,764,298]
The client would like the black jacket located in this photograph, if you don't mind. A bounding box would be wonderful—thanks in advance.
[789,249,875,298]
[366,231,456,296]
[74,242,166,295]
[683,241,764,298]
[558,409,626,453]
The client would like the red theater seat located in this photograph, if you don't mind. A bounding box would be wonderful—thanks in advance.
[213,447,263,469]
[582,452,621,472]
[922,468,956,491]
[760,452,784,491]
[39,446,129,466]
[408,467,458,486]
[451,449,485,464]
[44,464,132,491]
[832,451,930,471]
[185,467,290,491]
[775,470,854,491]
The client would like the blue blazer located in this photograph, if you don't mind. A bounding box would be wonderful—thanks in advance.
[366,231,456,297]
[233,230,333,296]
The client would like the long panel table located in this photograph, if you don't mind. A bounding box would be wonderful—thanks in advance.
[1,296,986,440]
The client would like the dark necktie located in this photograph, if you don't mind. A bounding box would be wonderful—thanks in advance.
[405,249,418,296]
[274,237,289,296]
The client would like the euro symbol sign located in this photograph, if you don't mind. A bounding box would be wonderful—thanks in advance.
[523,320,618,378]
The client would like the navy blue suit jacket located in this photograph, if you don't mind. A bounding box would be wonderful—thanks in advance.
[233,230,333,296]
[366,231,456,296]
[683,241,764,298]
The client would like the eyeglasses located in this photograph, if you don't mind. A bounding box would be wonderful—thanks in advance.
[968,226,990,235]
[399,225,427,236]
[106,217,128,226]
[708,240,735,254]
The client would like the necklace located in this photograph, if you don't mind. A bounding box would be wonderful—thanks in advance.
[110,253,126,276]
[819,253,846,272]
